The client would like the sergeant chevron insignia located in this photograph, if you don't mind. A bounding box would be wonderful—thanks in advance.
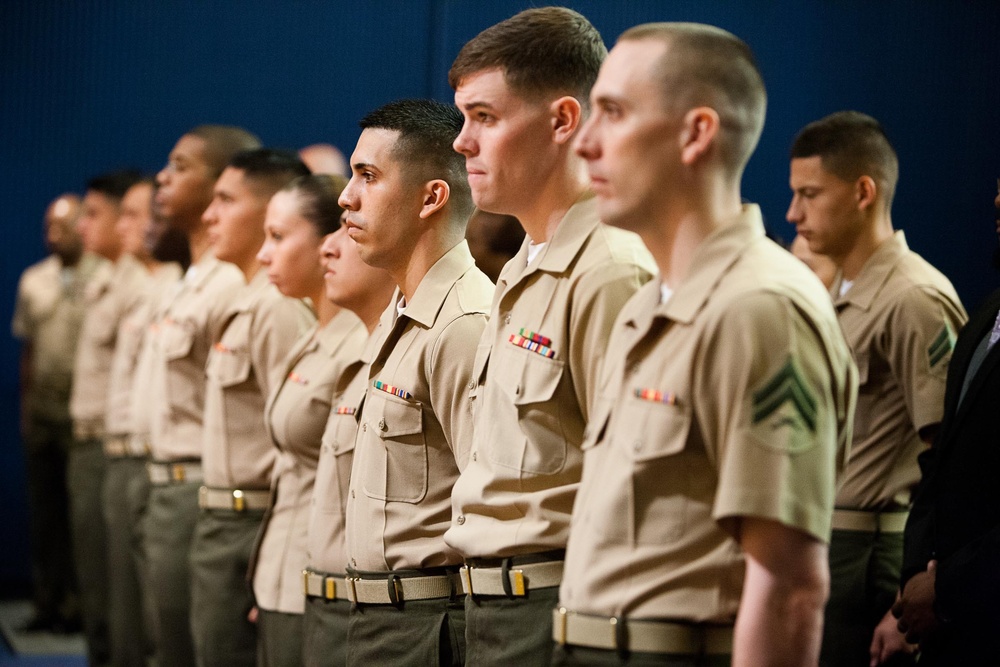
[927,324,955,368]
[752,359,817,433]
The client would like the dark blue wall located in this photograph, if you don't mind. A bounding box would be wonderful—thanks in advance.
[1,0,998,586]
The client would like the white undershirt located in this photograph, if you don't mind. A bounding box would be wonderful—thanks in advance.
[526,241,547,266]
[838,279,854,298]
[660,282,674,305]
[396,294,407,318]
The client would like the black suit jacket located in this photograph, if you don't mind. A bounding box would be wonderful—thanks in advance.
[903,287,1000,630]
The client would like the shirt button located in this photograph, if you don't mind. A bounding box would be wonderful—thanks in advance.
[362,423,367,432]
[633,440,642,452]
[378,418,386,431]
[471,452,477,462]
[351,490,355,498]
[457,515,466,525]
[504,314,511,325]
[467,380,475,390]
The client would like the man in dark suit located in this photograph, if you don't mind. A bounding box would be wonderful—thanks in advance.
[895,181,1000,665]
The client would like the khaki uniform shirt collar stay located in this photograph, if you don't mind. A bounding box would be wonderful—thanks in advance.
[834,230,909,312]
[629,204,765,330]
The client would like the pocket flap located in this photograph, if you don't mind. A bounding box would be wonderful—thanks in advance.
[512,354,565,406]
[160,322,194,361]
[208,349,251,388]
[376,394,424,439]
[617,396,690,462]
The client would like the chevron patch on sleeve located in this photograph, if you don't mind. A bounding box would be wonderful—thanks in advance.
[751,359,818,433]
[927,324,955,368]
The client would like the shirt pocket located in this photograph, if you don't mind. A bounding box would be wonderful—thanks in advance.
[206,348,251,388]
[160,322,197,412]
[362,392,427,504]
[488,344,567,474]
[614,396,695,545]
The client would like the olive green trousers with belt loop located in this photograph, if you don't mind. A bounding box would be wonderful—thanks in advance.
[465,584,559,666]
[102,456,150,667]
[347,596,465,667]
[303,596,350,667]
[144,480,200,667]
[189,508,264,667]
[820,528,914,667]
[67,437,110,665]
[257,608,304,667]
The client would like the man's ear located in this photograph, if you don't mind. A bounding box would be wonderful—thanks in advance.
[855,175,878,212]
[550,95,583,145]
[418,179,450,219]
[679,106,720,166]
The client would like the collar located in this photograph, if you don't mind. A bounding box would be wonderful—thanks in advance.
[389,240,477,329]
[627,204,766,331]
[184,252,224,290]
[833,230,909,312]
[499,192,599,287]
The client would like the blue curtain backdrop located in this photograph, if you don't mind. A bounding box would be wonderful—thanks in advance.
[1,0,998,587]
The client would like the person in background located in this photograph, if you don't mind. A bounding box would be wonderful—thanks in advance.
[191,149,313,667]
[12,193,90,634]
[250,174,366,666]
[787,111,967,666]
[894,180,1000,665]
[300,143,349,177]
[70,168,144,665]
[445,9,655,664]
[144,125,259,667]
[556,22,856,666]
[301,212,397,667]
[465,209,523,283]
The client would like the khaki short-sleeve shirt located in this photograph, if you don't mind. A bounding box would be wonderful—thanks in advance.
[306,353,369,575]
[202,270,315,490]
[559,206,856,621]
[13,253,102,420]
[106,261,182,438]
[346,241,493,572]
[445,194,655,559]
[70,254,150,432]
[252,310,367,613]
[833,231,966,510]
[149,253,243,461]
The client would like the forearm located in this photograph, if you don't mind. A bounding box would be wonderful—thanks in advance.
[734,557,827,667]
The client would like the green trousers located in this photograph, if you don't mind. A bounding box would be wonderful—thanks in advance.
[347,596,465,667]
[303,596,349,667]
[465,585,559,666]
[257,608,304,667]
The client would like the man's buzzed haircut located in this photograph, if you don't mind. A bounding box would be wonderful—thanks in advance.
[87,169,144,202]
[227,148,311,199]
[620,22,767,175]
[186,125,262,177]
[449,6,606,106]
[358,98,474,222]
[791,111,900,209]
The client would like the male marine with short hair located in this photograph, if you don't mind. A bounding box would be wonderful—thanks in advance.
[446,9,655,664]
[557,23,856,666]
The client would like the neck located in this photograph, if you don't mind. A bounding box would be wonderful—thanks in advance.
[235,257,261,284]
[313,290,341,328]
[517,155,590,243]
[646,176,744,288]
[392,222,461,302]
[356,291,395,334]
[837,213,894,281]
[187,225,211,265]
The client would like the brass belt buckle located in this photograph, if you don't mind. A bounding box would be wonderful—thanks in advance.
[348,577,359,604]
[460,565,473,595]
[556,607,568,645]
[232,489,245,512]
[171,464,185,482]
[325,576,337,600]
[302,570,310,596]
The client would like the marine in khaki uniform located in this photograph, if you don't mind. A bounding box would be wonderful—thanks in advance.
[301,217,397,667]
[787,112,967,667]
[339,100,493,667]
[12,194,88,633]
[556,24,857,666]
[102,178,187,667]
[445,9,655,665]
[69,169,145,665]
[248,175,362,666]
[144,125,260,667]
[190,150,314,667]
